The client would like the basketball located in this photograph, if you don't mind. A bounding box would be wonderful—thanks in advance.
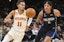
[26,8,36,18]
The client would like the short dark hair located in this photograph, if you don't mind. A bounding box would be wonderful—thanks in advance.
[16,0,25,5]
[44,1,53,7]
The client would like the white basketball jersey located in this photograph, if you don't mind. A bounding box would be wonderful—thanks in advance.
[12,10,28,32]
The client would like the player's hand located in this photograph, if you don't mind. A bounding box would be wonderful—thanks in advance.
[4,18,12,23]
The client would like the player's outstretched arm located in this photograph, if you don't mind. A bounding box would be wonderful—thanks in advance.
[54,9,61,31]
[4,10,15,23]
[25,18,33,32]
[35,10,43,25]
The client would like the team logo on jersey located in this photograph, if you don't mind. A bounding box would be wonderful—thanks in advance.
[50,14,53,16]
[15,17,26,21]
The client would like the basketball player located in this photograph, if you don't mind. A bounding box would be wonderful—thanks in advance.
[2,0,33,42]
[35,1,61,42]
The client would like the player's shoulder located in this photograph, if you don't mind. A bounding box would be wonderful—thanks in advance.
[54,9,61,17]
[10,9,17,16]
[10,10,15,14]
[54,9,60,13]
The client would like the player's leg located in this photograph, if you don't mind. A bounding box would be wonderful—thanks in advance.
[35,31,43,42]
[35,26,46,42]
[2,34,13,42]
[44,36,52,42]
[13,33,25,42]
[44,29,56,42]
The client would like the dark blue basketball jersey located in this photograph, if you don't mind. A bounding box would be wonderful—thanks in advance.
[43,9,55,28]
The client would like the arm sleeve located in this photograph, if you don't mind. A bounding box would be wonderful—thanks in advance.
[27,18,33,27]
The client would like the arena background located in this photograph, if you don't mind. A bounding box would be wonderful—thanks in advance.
[0,0,64,18]
[0,0,64,42]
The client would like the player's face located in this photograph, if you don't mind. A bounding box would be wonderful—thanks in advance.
[18,2,25,10]
[44,3,52,12]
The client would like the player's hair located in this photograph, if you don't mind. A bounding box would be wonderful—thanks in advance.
[16,0,25,5]
[44,1,53,7]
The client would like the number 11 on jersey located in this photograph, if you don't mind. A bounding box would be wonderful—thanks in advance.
[17,22,22,27]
